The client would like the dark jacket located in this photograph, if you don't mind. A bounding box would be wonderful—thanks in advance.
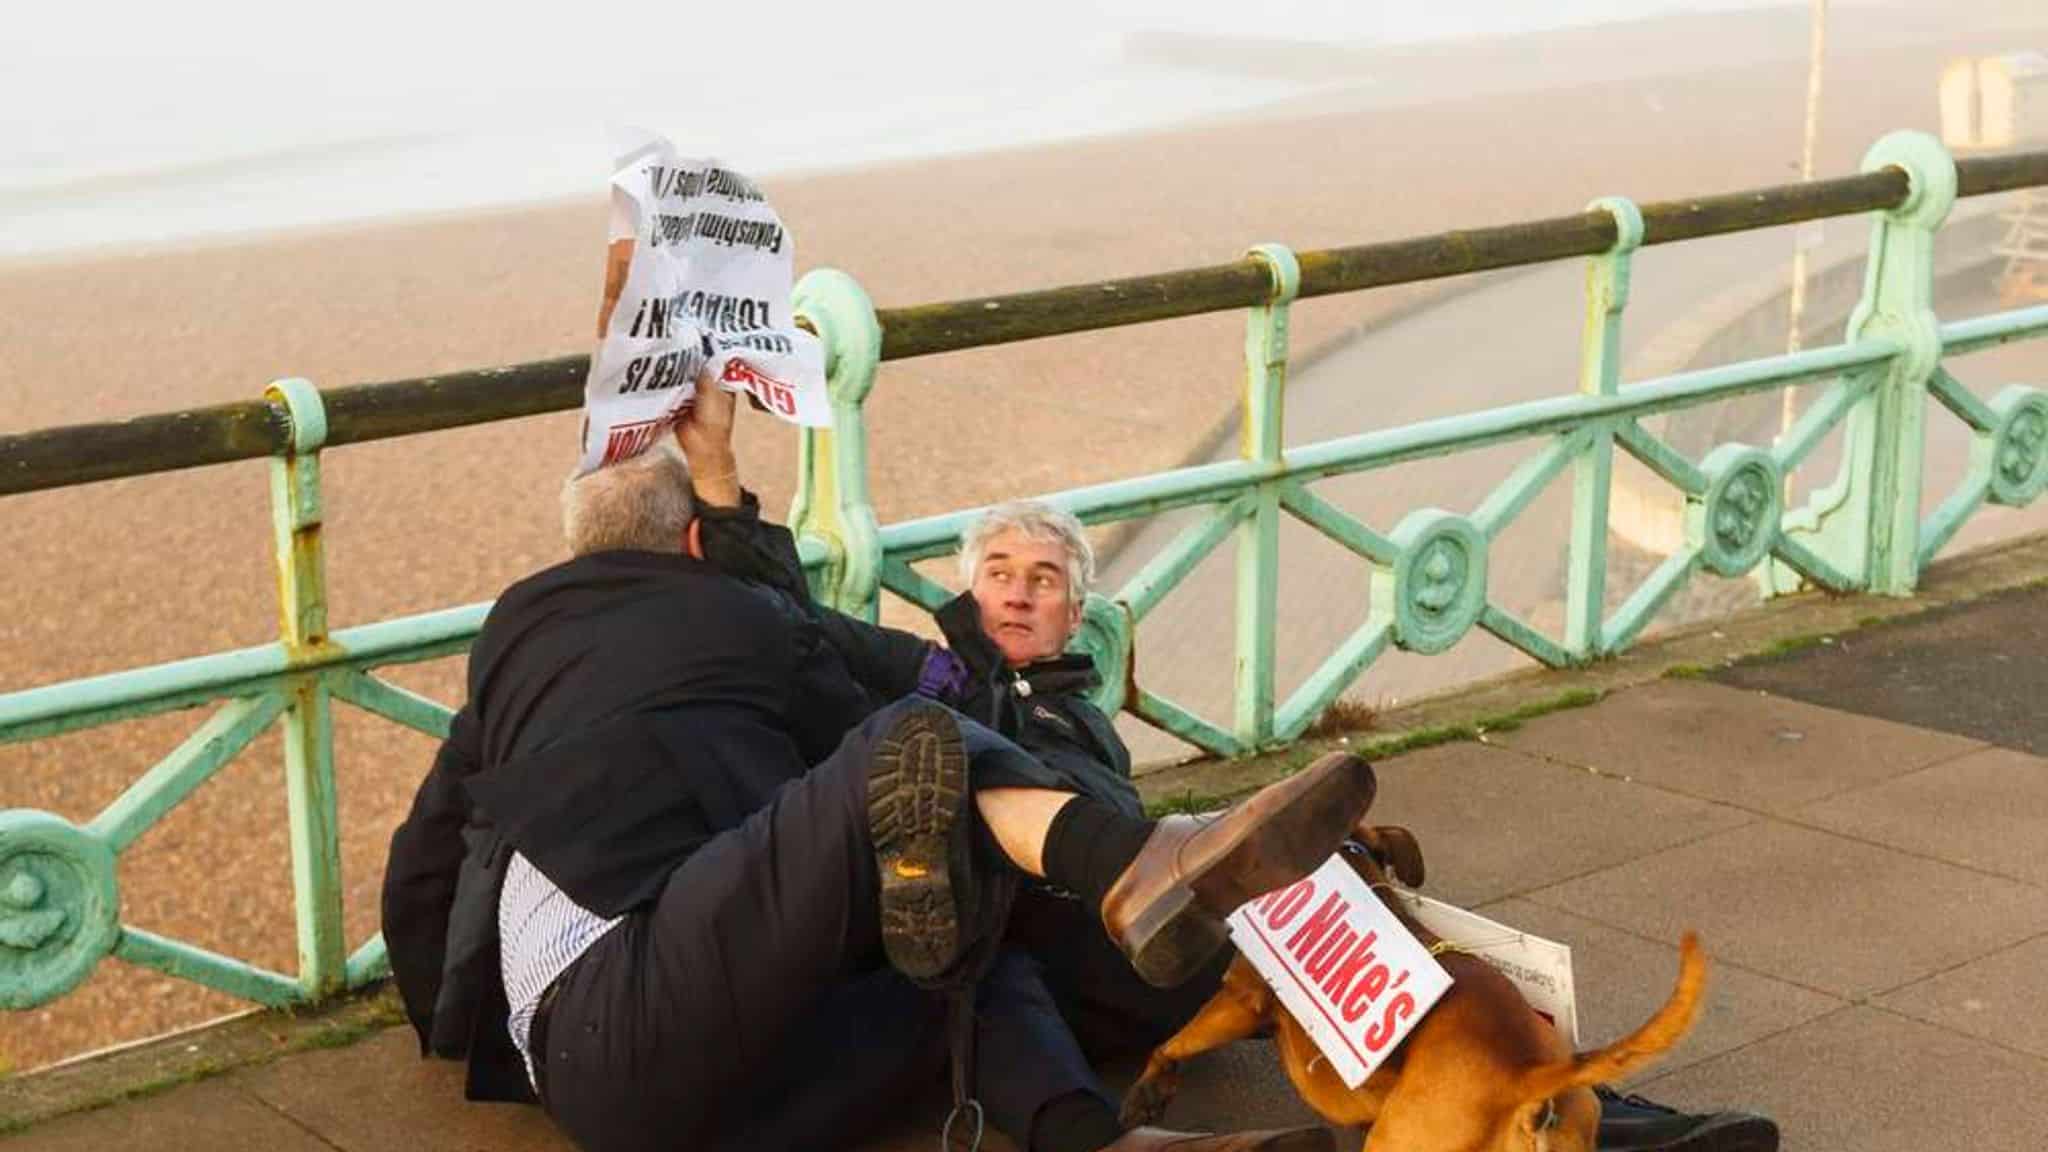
[934,593,1141,819]
[381,497,931,1102]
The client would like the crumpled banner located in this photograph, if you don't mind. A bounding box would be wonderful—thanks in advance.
[579,136,827,474]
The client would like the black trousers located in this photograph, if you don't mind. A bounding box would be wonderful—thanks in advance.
[1007,887,1235,1066]
[705,950,1119,1152]
[532,700,1105,1152]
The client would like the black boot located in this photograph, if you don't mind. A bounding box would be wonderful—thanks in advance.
[868,702,977,983]
[1594,1087,1779,1152]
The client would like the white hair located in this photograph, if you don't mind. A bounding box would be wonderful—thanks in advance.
[560,442,696,556]
[958,500,1095,600]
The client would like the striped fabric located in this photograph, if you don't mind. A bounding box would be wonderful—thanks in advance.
[499,851,623,1087]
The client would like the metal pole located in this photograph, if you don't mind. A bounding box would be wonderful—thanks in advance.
[1566,198,1644,660]
[1782,0,1830,447]
[1233,244,1299,749]
[264,378,344,1000]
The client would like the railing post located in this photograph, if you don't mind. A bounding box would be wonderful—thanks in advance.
[1235,244,1299,750]
[1566,198,1642,660]
[1776,132,1956,596]
[790,271,884,619]
[264,378,343,1000]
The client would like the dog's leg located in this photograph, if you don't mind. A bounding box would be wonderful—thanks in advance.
[1120,973,1272,1127]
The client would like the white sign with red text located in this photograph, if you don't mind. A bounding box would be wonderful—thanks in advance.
[1391,890,1580,1051]
[579,136,828,475]
[1227,857,1452,1089]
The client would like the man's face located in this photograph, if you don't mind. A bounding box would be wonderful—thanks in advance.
[971,529,1083,667]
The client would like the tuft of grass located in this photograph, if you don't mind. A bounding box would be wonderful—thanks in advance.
[1663,663,1711,680]
[0,1059,234,1137]
[107,1062,229,1107]
[299,1017,389,1052]
[1760,631,1832,659]
[1138,687,1606,824]
[1362,723,1473,758]
[1496,687,1602,725]
[1146,789,1220,818]
[1362,687,1607,757]
[1304,696,1380,740]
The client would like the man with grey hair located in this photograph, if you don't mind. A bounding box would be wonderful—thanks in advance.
[940,500,1139,818]
[934,500,1202,1152]
[936,503,1781,1152]
[557,440,698,556]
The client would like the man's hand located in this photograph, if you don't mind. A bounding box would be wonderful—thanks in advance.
[676,367,742,508]
[596,238,634,337]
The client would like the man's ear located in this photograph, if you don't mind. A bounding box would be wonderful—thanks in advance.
[1067,595,1085,634]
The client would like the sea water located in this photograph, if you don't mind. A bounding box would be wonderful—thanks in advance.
[2,0,1822,260]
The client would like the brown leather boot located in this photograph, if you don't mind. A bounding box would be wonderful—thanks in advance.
[1100,1126,1336,1151]
[1101,752,1376,987]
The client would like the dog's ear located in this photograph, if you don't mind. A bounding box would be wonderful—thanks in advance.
[1355,825,1426,887]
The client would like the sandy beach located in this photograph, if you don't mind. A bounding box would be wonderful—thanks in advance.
[4,2,2046,1073]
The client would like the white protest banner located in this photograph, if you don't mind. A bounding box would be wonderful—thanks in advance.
[580,136,827,474]
[1227,857,1452,1089]
[1389,889,1581,1050]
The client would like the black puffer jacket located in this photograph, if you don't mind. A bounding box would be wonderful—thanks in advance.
[934,592,1142,819]
[381,498,931,1102]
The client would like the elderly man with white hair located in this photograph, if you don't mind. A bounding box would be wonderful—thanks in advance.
[935,501,1142,820]
[933,502,1781,1152]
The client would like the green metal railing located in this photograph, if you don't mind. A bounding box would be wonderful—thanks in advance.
[2,131,2045,1017]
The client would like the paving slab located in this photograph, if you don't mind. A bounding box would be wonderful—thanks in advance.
[1495,679,1984,815]
[853,1043,1343,1151]
[1103,1045,1344,1142]
[1716,582,2048,756]
[1366,741,1754,907]
[1793,745,2048,886]
[1474,898,1843,1086]
[1638,1006,2048,1152]
[1523,820,2048,1000]
[0,1078,335,1152]
[232,1028,1329,1152]
[232,1028,571,1152]
[1873,932,2048,1063]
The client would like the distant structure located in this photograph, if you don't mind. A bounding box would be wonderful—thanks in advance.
[1942,52,2048,302]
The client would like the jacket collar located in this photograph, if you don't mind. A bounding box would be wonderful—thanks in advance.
[935,591,1098,697]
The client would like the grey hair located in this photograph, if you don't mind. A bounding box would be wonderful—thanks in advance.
[560,442,696,556]
[958,500,1095,600]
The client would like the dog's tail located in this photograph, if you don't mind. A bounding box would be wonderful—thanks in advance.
[1517,931,1707,1102]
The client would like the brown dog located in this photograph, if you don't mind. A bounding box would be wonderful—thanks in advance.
[1121,827,1706,1152]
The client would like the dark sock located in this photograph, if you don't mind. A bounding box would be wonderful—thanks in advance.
[1042,798,1155,910]
[1031,1090,1124,1152]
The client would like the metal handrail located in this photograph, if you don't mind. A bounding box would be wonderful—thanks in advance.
[4,149,2043,498]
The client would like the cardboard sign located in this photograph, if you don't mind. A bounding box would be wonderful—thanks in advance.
[1388,889,1580,1051]
[1227,858,1452,1089]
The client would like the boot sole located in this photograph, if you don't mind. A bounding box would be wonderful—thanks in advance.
[1126,753,1378,988]
[868,704,971,983]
